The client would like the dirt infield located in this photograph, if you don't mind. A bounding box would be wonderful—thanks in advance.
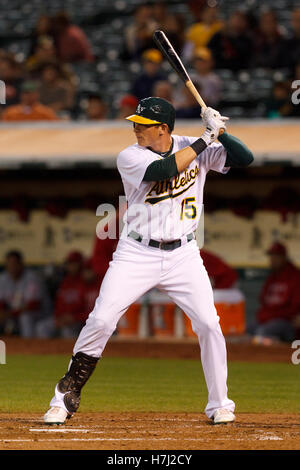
[2,336,293,362]
[1,337,297,450]
[0,412,299,450]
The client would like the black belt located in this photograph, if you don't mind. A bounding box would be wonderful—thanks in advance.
[128,231,194,251]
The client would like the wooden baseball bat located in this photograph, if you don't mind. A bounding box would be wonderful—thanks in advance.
[153,30,224,134]
[153,30,206,109]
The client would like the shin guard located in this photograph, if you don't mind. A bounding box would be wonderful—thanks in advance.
[58,352,99,414]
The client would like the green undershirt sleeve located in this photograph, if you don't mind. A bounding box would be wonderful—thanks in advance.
[143,154,178,182]
[218,132,254,167]
[143,132,254,181]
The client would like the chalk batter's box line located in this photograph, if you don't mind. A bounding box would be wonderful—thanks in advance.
[29,428,205,434]
[0,434,284,443]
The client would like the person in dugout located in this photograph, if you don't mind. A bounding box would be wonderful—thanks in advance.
[79,258,101,324]
[54,251,84,338]
[200,249,238,289]
[251,242,300,345]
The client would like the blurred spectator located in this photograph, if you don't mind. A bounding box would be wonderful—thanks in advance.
[123,4,157,60]
[36,62,75,113]
[92,208,121,283]
[184,6,224,61]
[187,0,207,22]
[152,80,174,103]
[200,249,238,289]
[282,8,300,70]
[42,263,65,304]
[83,93,108,120]
[152,1,185,54]
[27,36,57,73]
[0,55,24,109]
[253,10,286,69]
[132,49,166,100]
[263,81,295,118]
[0,251,44,337]
[200,249,244,320]
[116,94,139,119]
[28,15,54,58]
[79,259,101,323]
[252,242,300,344]
[92,234,118,283]
[52,11,93,63]
[190,47,222,107]
[175,83,201,119]
[54,251,84,338]
[152,0,170,27]
[208,11,253,70]
[1,81,58,121]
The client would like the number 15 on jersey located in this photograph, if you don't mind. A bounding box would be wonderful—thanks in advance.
[180,197,197,220]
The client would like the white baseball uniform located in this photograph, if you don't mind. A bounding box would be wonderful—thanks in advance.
[50,134,235,418]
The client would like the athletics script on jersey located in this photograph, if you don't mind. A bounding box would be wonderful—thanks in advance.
[116,136,228,241]
[145,165,200,205]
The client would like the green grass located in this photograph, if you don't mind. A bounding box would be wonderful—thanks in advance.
[0,355,299,413]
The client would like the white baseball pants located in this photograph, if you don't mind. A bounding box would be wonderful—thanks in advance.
[50,237,235,418]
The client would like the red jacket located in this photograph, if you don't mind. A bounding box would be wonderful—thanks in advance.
[57,25,93,63]
[200,249,238,289]
[257,262,300,324]
[92,236,118,282]
[54,275,83,321]
[78,279,101,323]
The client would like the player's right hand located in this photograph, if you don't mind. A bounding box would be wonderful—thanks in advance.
[201,106,229,130]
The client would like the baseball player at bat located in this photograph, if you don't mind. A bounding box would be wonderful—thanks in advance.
[44,97,253,426]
